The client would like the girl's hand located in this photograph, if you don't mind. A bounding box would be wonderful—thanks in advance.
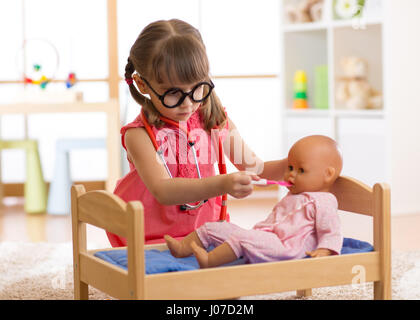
[225,171,260,199]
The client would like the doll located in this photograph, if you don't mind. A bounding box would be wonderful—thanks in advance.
[164,135,343,268]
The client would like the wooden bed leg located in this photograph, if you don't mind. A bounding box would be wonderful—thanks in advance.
[74,281,89,300]
[374,281,391,300]
[296,289,312,297]
[127,201,145,300]
[71,185,89,300]
[373,183,391,300]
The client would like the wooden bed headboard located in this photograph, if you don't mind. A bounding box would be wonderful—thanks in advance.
[72,184,145,240]
[330,176,389,217]
[71,184,146,299]
[75,187,129,238]
[330,176,390,271]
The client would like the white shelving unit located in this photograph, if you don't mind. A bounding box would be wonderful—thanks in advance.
[279,0,389,188]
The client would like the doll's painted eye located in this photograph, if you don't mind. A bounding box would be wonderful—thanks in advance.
[298,168,305,173]
[288,165,293,171]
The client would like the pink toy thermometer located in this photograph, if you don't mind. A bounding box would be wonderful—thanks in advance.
[252,179,292,187]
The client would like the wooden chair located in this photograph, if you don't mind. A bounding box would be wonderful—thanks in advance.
[0,139,47,213]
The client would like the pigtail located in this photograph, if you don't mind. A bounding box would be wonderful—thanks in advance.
[200,88,227,131]
[125,57,144,106]
[125,57,135,82]
[125,58,164,127]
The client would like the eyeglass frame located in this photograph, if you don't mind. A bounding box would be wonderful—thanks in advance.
[139,75,215,108]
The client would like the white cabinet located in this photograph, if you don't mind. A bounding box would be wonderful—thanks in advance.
[280,0,389,186]
[337,117,387,187]
[284,115,334,150]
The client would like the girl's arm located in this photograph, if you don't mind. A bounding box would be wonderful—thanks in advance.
[259,159,289,181]
[125,127,257,205]
[224,117,288,180]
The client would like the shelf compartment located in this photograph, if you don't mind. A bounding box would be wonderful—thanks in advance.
[284,29,328,111]
[333,23,383,111]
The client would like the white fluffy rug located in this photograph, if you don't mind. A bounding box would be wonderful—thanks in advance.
[0,241,419,300]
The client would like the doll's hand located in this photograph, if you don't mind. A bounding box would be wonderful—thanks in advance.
[225,171,260,199]
[305,248,334,258]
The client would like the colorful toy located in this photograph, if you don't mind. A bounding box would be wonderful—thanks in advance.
[16,38,59,90]
[66,72,77,88]
[293,70,309,109]
[23,65,51,89]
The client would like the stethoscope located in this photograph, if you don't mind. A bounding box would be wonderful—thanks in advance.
[141,109,228,221]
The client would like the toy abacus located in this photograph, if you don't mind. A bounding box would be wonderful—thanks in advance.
[16,38,60,89]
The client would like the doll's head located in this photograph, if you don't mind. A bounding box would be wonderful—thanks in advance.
[284,135,343,194]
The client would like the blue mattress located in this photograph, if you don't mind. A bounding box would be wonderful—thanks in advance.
[94,237,373,275]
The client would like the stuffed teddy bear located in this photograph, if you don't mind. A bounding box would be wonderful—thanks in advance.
[285,0,325,23]
[335,56,382,110]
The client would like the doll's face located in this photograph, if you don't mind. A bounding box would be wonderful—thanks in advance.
[283,136,341,195]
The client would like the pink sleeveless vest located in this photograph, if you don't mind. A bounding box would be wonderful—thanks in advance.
[107,110,230,246]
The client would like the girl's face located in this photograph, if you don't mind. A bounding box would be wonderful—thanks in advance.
[137,76,203,122]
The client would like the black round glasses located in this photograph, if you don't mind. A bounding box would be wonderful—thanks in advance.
[140,76,215,108]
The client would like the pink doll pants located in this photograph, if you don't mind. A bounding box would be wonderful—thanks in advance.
[195,221,300,264]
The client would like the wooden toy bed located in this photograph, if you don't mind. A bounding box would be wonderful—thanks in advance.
[71,176,391,300]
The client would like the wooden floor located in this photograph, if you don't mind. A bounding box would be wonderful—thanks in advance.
[1,196,420,252]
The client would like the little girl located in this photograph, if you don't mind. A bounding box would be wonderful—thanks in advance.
[165,135,344,268]
[107,19,288,246]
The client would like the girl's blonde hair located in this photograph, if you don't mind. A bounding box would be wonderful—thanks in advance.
[125,19,227,132]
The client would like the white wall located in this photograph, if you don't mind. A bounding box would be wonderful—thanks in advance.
[3,0,420,218]
[387,0,420,215]
[1,0,281,183]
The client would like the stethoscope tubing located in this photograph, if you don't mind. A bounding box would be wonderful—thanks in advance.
[141,109,227,219]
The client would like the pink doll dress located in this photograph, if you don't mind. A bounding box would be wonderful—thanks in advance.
[195,192,343,263]
[107,109,229,246]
